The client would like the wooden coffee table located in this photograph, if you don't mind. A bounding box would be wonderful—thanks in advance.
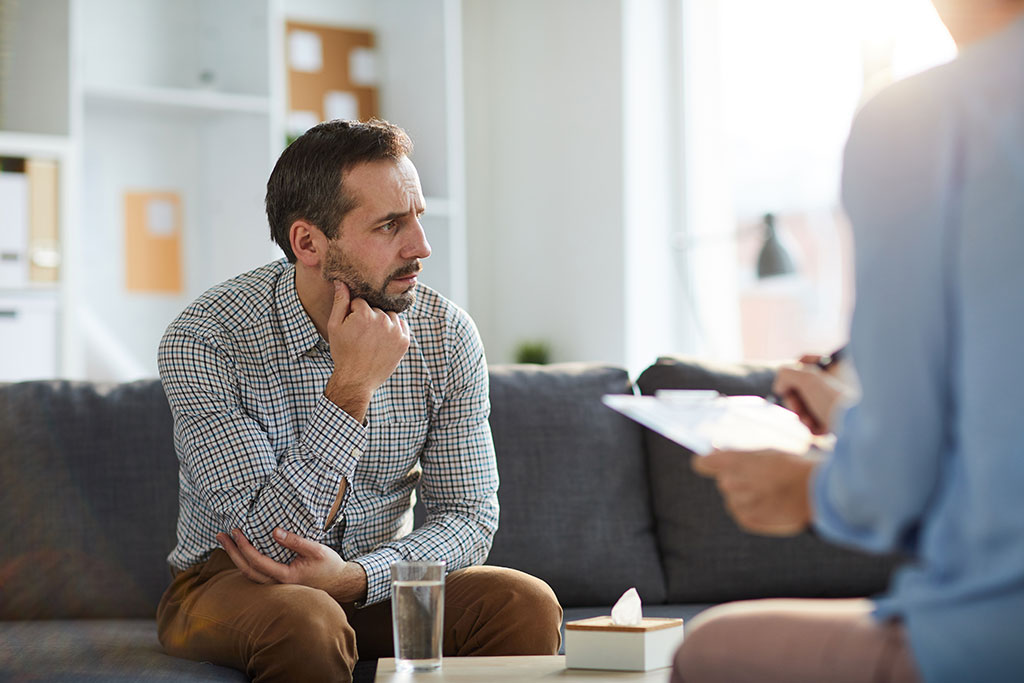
[375,656,671,681]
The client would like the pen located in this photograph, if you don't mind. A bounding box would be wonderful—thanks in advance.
[814,344,847,372]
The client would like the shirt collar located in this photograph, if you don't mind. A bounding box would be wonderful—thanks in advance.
[274,262,326,359]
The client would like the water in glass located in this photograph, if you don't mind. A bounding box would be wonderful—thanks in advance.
[392,572,444,672]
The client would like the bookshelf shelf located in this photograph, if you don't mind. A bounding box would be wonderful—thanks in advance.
[82,84,272,117]
[0,285,60,296]
[0,132,71,159]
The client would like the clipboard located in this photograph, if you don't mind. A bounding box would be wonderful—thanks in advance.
[602,390,814,455]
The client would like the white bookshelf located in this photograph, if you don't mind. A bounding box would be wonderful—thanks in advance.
[0,0,71,380]
[64,0,282,380]
[1,0,467,381]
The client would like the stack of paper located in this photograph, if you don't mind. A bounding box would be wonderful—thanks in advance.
[602,390,813,455]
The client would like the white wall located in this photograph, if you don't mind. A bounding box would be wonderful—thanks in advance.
[622,0,683,374]
[463,0,630,366]
[676,0,743,360]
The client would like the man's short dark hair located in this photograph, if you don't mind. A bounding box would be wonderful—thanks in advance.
[266,119,413,262]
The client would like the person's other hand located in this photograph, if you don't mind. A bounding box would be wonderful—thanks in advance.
[774,364,848,435]
[324,281,410,420]
[692,449,817,536]
[217,528,367,603]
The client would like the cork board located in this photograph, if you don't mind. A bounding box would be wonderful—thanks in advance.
[286,21,379,129]
[124,190,183,294]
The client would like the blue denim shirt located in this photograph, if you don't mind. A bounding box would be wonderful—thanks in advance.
[813,15,1024,682]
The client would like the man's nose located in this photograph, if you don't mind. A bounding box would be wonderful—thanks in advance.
[403,218,431,260]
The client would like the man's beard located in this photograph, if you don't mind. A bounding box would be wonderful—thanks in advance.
[322,243,420,313]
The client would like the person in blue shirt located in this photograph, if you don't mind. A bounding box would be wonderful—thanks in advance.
[671,1,1024,681]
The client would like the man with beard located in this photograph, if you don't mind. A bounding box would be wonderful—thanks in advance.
[155,119,562,683]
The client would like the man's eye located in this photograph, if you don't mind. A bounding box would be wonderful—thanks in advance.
[381,221,398,232]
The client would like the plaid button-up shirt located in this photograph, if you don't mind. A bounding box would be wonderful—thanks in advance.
[158,259,499,605]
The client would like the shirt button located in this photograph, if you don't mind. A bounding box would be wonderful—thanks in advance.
[352,449,362,458]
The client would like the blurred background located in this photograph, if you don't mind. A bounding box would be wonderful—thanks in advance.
[0,0,954,382]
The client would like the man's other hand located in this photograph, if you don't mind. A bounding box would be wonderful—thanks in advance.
[324,280,410,421]
[217,528,368,603]
[773,364,849,435]
[692,449,817,536]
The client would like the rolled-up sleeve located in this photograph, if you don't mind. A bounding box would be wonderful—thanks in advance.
[160,320,367,564]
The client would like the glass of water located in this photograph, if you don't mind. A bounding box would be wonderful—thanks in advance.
[390,560,446,673]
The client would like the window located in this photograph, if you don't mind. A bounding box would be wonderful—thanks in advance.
[677,0,955,361]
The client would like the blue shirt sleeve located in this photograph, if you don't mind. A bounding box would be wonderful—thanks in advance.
[812,72,956,554]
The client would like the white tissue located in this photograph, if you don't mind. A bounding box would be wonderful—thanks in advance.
[610,587,643,626]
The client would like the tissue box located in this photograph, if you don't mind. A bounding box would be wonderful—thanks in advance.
[564,616,685,671]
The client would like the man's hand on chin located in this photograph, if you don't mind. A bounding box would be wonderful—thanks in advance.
[324,280,410,423]
[217,528,368,603]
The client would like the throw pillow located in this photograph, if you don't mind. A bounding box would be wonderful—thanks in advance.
[485,363,668,607]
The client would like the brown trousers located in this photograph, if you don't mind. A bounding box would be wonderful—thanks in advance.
[671,598,920,683]
[157,550,562,683]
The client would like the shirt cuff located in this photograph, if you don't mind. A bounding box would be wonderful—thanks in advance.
[301,394,368,478]
[810,457,844,542]
[353,547,404,606]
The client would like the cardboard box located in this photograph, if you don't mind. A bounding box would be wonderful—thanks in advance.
[564,616,685,671]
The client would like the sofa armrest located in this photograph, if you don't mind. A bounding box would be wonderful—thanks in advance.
[0,380,177,619]
[637,355,777,398]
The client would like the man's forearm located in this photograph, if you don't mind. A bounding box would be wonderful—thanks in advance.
[324,374,373,423]
[331,560,368,604]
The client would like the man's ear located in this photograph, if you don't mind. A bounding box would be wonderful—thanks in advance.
[290,220,325,268]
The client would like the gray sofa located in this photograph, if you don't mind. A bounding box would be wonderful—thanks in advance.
[0,356,898,681]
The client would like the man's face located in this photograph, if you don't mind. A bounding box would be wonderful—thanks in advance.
[321,156,431,313]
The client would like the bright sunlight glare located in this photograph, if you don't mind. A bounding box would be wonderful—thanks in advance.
[718,0,958,217]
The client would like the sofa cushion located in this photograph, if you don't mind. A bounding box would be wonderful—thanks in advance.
[0,620,246,681]
[637,356,900,603]
[485,363,667,607]
[0,380,178,619]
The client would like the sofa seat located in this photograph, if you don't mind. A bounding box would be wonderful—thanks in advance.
[0,620,386,682]
[0,619,245,682]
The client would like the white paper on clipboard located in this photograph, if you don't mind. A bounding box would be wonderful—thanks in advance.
[602,390,814,455]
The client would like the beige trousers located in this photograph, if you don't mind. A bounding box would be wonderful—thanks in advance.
[157,549,562,683]
[671,598,921,683]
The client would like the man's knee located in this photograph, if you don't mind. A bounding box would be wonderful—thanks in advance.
[446,565,563,655]
[488,567,563,630]
[249,586,357,682]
